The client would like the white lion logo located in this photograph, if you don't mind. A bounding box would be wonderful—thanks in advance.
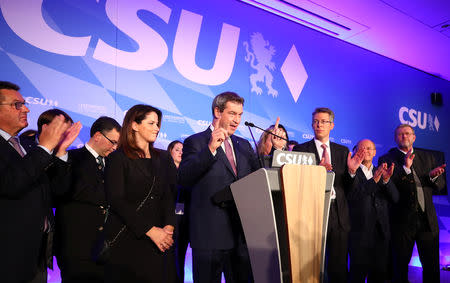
[243,32,278,97]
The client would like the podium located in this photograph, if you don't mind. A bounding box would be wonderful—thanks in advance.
[230,163,334,283]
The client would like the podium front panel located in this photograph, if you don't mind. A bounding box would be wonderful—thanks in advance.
[230,168,283,283]
[281,164,327,283]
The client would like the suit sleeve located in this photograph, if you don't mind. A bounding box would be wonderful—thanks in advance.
[0,146,53,198]
[341,147,356,195]
[292,144,302,152]
[347,169,376,201]
[381,179,399,203]
[379,153,416,193]
[163,152,177,227]
[105,152,154,237]
[177,135,217,188]
[245,139,262,172]
[347,168,399,204]
[420,152,445,192]
[48,156,72,200]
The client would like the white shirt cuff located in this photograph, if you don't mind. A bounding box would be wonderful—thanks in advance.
[58,153,69,162]
[403,165,412,175]
[37,145,52,155]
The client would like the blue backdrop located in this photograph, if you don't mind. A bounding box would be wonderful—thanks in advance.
[1,0,448,156]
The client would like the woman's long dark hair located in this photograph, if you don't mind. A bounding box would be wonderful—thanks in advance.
[167,140,182,152]
[120,104,162,159]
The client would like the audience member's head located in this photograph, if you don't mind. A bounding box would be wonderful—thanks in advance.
[311,107,334,142]
[211,91,244,137]
[0,81,20,101]
[257,124,288,155]
[355,139,376,166]
[37,109,73,135]
[167,140,183,168]
[394,124,415,152]
[120,104,162,159]
[19,129,38,139]
[87,116,121,157]
[0,81,29,136]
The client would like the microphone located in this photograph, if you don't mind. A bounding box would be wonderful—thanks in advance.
[244,121,289,142]
[244,121,255,127]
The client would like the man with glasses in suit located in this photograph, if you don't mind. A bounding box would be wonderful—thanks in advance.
[0,81,81,282]
[378,124,446,283]
[347,139,398,283]
[55,116,121,282]
[293,107,364,283]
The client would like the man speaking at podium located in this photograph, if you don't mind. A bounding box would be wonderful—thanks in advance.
[293,107,364,283]
[178,91,286,283]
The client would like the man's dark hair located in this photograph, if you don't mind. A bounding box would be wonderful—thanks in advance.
[37,109,73,134]
[0,81,20,103]
[19,129,37,139]
[0,81,20,91]
[211,91,244,118]
[312,107,335,122]
[90,116,121,137]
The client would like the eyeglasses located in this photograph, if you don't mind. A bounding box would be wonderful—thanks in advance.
[101,132,118,146]
[0,101,28,110]
[397,132,414,137]
[359,147,376,151]
[313,120,332,126]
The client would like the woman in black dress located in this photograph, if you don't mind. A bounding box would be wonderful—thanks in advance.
[104,104,177,282]
[167,140,190,283]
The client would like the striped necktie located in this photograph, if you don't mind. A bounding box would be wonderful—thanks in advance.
[9,136,25,157]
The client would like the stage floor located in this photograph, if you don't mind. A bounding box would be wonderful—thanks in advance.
[48,195,450,283]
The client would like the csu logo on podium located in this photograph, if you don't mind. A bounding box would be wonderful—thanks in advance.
[398,106,440,132]
[272,150,315,168]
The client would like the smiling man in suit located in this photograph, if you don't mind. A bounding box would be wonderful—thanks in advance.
[293,107,364,283]
[0,81,81,282]
[347,139,398,283]
[378,124,446,283]
[55,116,121,282]
[178,91,286,283]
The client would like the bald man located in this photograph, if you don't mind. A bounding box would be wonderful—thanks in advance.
[347,139,398,283]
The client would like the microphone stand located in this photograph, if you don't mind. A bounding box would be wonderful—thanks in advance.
[245,123,265,169]
[244,121,289,142]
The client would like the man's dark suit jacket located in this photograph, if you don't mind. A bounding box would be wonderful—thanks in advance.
[347,166,399,243]
[378,148,445,236]
[0,135,70,281]
[178,128,260,249]
[54,146,107,277]
[293,139,353,231]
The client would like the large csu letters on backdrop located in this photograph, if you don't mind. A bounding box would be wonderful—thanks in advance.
[1,0,240,85]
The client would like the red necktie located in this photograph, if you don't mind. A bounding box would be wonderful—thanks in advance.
[321,144,331,165]
[224,138,237,175]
